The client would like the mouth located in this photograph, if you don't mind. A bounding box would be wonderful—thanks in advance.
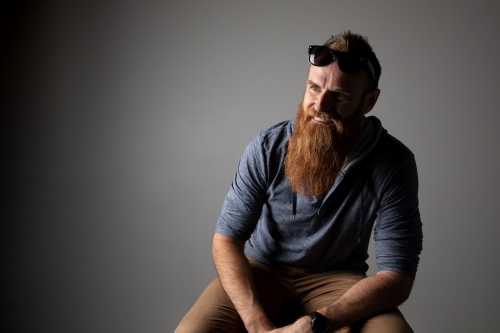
[312,116,333,124]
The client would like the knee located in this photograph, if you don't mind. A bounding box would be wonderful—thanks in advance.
[175,319,207,333]
[175,315,245,333]
[352,308,413,333]
[174,320,190,333]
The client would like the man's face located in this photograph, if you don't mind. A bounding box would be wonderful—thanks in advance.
[302,60,376,123]
[283,61,380,197]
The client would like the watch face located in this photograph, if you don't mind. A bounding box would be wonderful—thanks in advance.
[310,312,329,333]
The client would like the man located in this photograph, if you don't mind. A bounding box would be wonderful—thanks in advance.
[176,31,422,333]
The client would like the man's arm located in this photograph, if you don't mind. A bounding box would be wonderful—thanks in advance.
[212,232,275,333]
[318,270,413,331]
[275,270,413,333]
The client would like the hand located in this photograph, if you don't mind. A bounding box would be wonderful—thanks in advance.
[267,316,312,333]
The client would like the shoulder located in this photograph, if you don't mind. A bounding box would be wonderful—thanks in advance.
[240,120,292,180]
[374,130,417,167]
[254,120,293,144]
[365,128,419,193]
[368,130,420,206]
[248,120,293,154]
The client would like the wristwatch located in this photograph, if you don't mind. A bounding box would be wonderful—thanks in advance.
[308,311,329,333]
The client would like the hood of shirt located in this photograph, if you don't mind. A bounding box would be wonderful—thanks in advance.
[342,115,384,173]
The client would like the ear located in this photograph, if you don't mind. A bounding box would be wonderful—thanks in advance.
[362,89,380,115]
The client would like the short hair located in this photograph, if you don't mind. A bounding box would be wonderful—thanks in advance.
[323,31,381,90]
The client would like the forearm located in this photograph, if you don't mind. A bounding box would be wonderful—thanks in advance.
[212,232,275,333]
[317,270,414,331]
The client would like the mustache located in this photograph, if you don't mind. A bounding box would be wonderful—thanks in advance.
[306,106,341,123]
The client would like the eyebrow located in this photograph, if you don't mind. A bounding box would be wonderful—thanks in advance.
[307,80,319,88]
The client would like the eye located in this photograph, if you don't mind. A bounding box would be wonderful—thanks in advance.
[331,91,348,101]
[309,84,320,92]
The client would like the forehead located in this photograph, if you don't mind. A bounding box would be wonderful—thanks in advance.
[307,62,367,94]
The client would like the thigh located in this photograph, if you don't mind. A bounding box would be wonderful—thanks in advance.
[175,278,245,333]
[175,262,294,333]
[249,259,301,326]
[296,269,366,314]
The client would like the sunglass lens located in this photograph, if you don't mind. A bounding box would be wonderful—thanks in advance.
[310,46,332,66]
[337,53,362,74]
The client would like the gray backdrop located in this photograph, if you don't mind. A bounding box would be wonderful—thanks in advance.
[3,0,500,332]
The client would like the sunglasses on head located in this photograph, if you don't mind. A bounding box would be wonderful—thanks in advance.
[308,45,376,82]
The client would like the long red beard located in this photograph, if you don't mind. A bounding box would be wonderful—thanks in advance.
[284,103,363,197]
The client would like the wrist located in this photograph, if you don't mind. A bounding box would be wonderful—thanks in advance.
[299,315,314,333]
[244,314,275,333]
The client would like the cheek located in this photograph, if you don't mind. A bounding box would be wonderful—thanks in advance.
[302,92,314,107]
[336,108,352,120]
[338,103,360,120]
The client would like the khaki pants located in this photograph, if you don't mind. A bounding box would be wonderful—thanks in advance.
[175,258,413,333]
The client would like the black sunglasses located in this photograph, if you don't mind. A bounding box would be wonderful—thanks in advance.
[308,45,376,82]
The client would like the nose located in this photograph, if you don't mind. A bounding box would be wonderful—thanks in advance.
[314,92,334,114]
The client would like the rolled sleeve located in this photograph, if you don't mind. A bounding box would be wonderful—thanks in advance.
[215,133,268,240]
[374,154,423,278]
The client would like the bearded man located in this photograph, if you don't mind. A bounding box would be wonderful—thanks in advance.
[176,31,422,333]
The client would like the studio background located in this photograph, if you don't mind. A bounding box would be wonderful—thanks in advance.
[3,1,500,332]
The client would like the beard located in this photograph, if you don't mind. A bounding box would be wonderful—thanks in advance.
[283,101,364,197]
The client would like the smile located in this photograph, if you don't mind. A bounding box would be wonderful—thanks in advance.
[313,116,332,124]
